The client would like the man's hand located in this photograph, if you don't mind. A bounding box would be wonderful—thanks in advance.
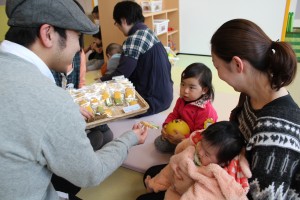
[79,107,94,121]
[132,123,148,145]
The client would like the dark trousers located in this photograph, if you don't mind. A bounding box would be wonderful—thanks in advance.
[51,124,113,197]
[136,164,168,200]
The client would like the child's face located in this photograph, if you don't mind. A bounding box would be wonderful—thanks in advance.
[195,139,219,166]
[180,77,207,102]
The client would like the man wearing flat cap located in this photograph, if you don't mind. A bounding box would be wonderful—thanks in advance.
[0,0,148,199]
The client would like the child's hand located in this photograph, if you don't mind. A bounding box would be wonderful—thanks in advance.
[164,130,185,145]
[161,125,168,141]
[145,175,154,193]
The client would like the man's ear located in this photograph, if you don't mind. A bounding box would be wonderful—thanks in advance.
[39,24,54,48]
[232,56,244,73]
[121,18,127,25]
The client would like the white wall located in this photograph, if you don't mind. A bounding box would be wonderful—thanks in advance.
[292,0,300,27]
[77,0,93,15]
[179,0,287,55]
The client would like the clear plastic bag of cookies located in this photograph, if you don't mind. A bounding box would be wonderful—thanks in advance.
[113,90,124,106]
[125,86,135,99]
[101,89,113,107]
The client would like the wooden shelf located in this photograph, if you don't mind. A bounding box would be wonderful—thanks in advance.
[98,0,180,60]
[168,30,179,36]
[143,8,178,17]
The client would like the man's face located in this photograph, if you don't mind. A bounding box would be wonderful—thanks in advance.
[52,30,80,73]
[114,19,131,36]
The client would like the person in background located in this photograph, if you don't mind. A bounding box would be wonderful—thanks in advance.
[100,1,173,117]
[101,42,122,76]
[85,29,104,71]
[154,63,218,153]
[137,121,251,200]
[210,18,300,199]
[0,0,148,200]
[92,5,100,26]
[84,5,104,72]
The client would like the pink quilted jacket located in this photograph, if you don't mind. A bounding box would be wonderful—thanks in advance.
[146,138,252,200]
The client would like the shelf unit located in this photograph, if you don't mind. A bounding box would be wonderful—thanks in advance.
[98,0,180,61]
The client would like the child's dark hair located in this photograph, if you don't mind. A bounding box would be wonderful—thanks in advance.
[202,121,245,165]
[181,63,214,101]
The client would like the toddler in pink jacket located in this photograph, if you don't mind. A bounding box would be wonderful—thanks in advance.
[146,121,252,200]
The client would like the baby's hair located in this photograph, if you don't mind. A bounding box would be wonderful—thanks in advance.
[106,43,122,57]
[181,63,214,101]
[201,121,245,164]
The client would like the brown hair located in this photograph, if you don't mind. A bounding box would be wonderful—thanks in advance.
[211,19,297,90]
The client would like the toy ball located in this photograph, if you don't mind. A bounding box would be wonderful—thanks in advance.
[165,119,190,136]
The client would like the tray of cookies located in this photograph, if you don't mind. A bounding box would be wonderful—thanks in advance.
[68,77,149,129]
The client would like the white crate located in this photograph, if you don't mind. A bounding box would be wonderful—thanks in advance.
[141,1,162,12]
[153,19,169,35]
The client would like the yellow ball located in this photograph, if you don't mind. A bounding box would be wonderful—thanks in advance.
[165,119,190,136]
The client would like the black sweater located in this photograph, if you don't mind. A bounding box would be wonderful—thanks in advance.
[232,94,300,200]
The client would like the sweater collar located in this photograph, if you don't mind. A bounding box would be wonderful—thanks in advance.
[0,40,55,83]
[128,22,147,36]
[185,95,211,108]
[190,98,210,108]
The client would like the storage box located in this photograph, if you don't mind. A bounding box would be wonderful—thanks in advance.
[141,1,162,12]
[153,19,169,35]
[165,46,179,66]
